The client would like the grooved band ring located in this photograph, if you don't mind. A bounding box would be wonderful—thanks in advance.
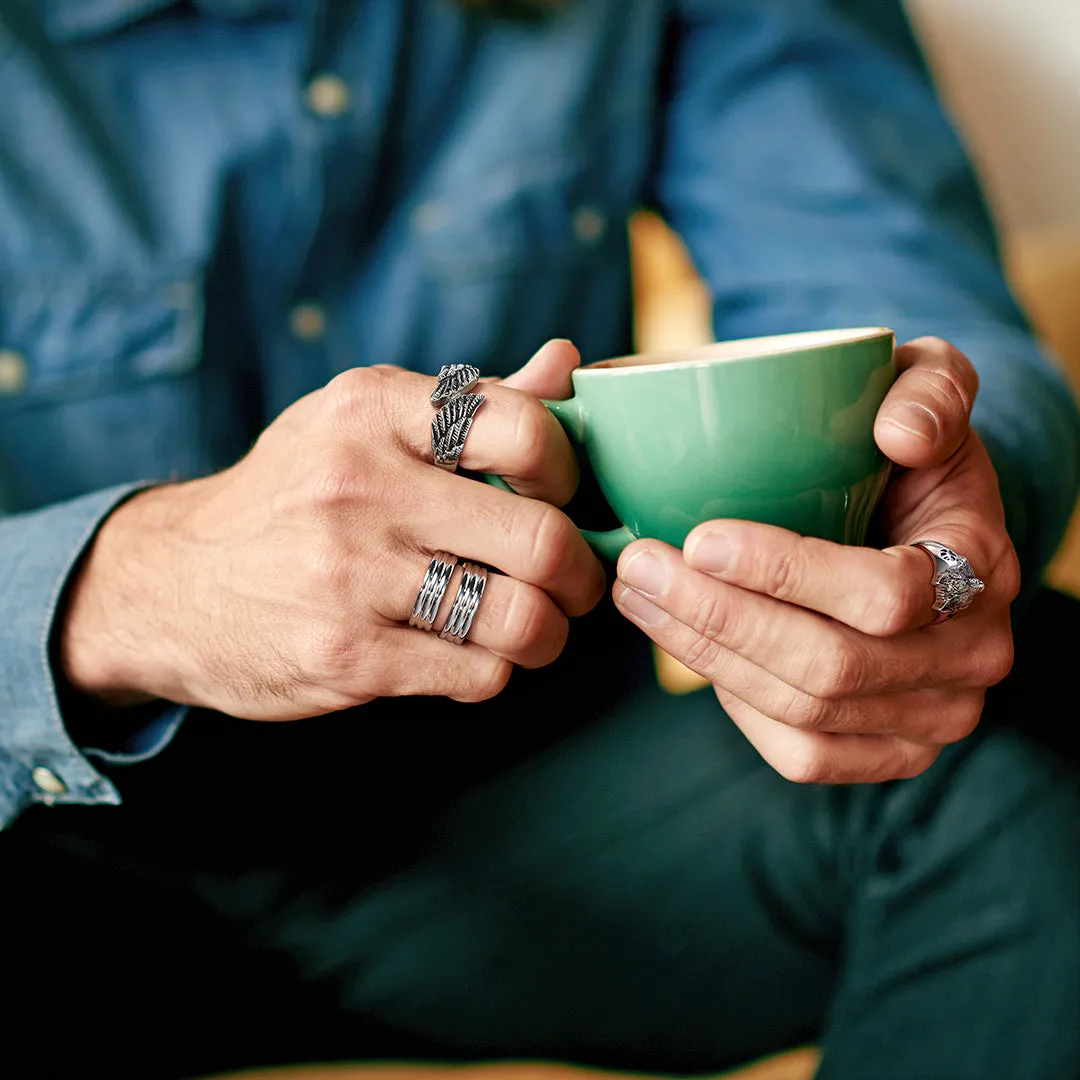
[439,562,488,646]
[409,552,458,632]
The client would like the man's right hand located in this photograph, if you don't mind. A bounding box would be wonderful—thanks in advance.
[59,341,605,720]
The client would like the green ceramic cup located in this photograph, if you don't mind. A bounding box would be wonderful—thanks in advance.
[510,327,897,562]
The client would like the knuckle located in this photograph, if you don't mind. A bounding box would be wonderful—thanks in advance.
[686,587,731,643]
[863,573,926,637]
[679,632,725,676]
[921,364,974,419]
[775,743,832,785]
[998,549,1022,603]
[911,337,977,387]
[524,503,578,585]
[309,451,359,508]
[325,366,369,411]
[943,702,982,744]
[762,549,801,600]
[917,336,962,364]
[804,638,865,699]
[983,636,1015,686]
[786,691,837,733]
[513,398,554,474]
[503,584,561,658]
[351,654,396,701]
[302,535,353,596]
[324,366,398,425]
[452,657,513,703]
[897,745,941,780]
[300,620,357,682]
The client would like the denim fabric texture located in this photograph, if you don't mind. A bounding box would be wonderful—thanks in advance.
[1,0,1079,826]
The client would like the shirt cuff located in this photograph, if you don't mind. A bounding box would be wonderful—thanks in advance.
[78,701,187,766]
[0,484,184,827]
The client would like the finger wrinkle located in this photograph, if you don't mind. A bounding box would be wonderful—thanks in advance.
[619,548,671,597]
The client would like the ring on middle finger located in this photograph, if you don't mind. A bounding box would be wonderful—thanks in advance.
[431,391,486,472]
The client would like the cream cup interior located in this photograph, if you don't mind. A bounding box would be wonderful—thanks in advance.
[584,327,892,372]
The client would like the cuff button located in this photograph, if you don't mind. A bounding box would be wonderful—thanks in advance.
[32,767,67,796]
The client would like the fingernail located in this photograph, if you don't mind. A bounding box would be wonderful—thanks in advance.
[619,550,669,597]
[882,402,938,445]
[614,584,669,626]
[686,530,734,573]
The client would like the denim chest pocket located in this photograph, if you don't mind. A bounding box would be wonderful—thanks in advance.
[0,269,209,509]
[414,152,630,280]
[407,147,643,376]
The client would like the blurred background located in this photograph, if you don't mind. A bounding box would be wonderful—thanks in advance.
[633,0,1080,635]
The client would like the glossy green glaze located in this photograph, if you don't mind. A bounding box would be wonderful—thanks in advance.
[541,329,897,560]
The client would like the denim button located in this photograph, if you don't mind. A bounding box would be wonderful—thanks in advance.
[305,74,351,118]
[572,205,607,245]
[289,302,327,342]
[32,766,67,795]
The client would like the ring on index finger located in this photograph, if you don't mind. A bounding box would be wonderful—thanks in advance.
[431,392,486,472]
[430,364,480,405]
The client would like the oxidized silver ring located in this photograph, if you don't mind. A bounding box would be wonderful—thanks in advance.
[912,540,986,623]
[409,551,459,632]
[430,364,481,406]
[439,561,488,645]
[431,392,485,472]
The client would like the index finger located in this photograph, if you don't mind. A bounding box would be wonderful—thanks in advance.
[682,519,997,637]
[331,366,580,505]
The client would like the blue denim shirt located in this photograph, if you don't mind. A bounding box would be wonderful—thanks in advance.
[2,0,1079,827]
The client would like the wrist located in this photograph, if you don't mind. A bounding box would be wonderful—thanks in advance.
[59,484,192,708]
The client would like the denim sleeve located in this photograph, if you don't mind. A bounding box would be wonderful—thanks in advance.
[654,0,1080,588]
[0,485,185,829]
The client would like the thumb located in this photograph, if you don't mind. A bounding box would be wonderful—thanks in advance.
[501,339,581,398]
[874,337,979,469]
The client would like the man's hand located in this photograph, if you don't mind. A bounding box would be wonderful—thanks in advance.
[60,341,605,719]
[613,338,1020,783]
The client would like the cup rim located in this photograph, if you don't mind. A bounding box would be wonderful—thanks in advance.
[580,327,894,374]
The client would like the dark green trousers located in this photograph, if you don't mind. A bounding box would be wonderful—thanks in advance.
[5,590,1079,1080]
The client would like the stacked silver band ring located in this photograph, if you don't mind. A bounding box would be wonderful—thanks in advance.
[430,364,485,472]
[439,561,488,645]
[409,552,458,632]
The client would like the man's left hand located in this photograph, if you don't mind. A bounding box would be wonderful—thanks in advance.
[613,338,1020,783]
